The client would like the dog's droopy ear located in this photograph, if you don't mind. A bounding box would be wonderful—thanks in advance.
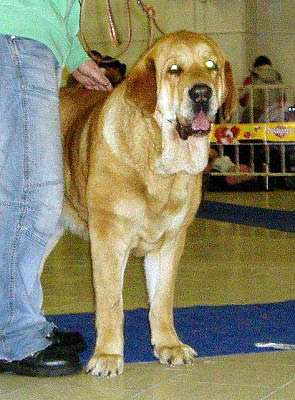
[222,61,237,122]
[125,57,157,115]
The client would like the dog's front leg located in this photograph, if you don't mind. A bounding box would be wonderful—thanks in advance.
[144,229,197,366]
[86,220,129,377]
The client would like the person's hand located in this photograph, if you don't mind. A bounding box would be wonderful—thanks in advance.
[72,59,112,91]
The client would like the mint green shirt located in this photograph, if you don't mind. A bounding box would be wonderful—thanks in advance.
[0,0,89,71]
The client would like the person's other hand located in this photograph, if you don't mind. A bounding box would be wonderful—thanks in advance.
[72,59,112,91]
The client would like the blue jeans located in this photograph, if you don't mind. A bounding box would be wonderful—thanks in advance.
[0,35,63,361]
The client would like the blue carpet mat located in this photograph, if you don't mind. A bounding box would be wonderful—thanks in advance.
[197,201,295,232]
[48,301,295,365]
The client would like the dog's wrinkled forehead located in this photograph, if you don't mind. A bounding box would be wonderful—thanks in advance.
[153,36,225,76]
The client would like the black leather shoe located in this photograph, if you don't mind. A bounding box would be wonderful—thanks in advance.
[47,328,86,352]
[0,344,82,377]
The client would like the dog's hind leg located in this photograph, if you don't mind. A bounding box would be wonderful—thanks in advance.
[144,229,197,366]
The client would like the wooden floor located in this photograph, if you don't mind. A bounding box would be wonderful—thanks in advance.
[1,190,294,400]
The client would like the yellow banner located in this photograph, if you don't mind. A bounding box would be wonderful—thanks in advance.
[210,122,295,144]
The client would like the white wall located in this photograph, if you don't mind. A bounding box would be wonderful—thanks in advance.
[194,0,249,84]
[82,0,295,86]
[255,0,295,85]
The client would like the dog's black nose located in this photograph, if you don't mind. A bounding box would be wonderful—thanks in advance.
[188,84,212,104]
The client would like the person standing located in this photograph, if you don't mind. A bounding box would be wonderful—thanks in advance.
[239,55,283,122]
[0,0,112,377]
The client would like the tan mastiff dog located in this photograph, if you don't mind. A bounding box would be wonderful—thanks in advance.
[59,31,236,377]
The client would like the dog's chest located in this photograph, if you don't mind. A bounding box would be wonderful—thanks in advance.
[114,173,200,255]
[137,174,196,249]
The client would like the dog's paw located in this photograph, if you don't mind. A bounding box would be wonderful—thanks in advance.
[86,354,124,377]
[155,344,197,366]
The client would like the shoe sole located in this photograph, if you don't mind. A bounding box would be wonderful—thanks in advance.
[1,363,82,377]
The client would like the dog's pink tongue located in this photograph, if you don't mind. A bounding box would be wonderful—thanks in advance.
[192,110,211,132]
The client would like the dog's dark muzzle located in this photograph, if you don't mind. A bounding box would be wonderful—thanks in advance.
[188,84,212,113]
[176,84,212,141]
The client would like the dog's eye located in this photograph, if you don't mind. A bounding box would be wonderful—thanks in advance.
[205,60,218,71]
[168,64,183,75]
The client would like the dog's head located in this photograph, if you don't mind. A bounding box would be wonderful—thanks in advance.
[125,31,236,175]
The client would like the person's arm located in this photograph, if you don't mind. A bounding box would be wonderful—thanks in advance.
[66,35,90,73]
[66,1,112,91]
[65,0,90,71]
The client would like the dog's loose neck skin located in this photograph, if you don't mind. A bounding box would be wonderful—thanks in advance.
[101,82,210,177]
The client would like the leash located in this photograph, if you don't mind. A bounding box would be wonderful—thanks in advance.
[136,0,165,47]
[79,0,165,63]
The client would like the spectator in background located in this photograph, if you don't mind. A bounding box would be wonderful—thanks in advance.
[239,56,283,122]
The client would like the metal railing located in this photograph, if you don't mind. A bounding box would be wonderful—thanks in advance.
[208,84,295,190]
